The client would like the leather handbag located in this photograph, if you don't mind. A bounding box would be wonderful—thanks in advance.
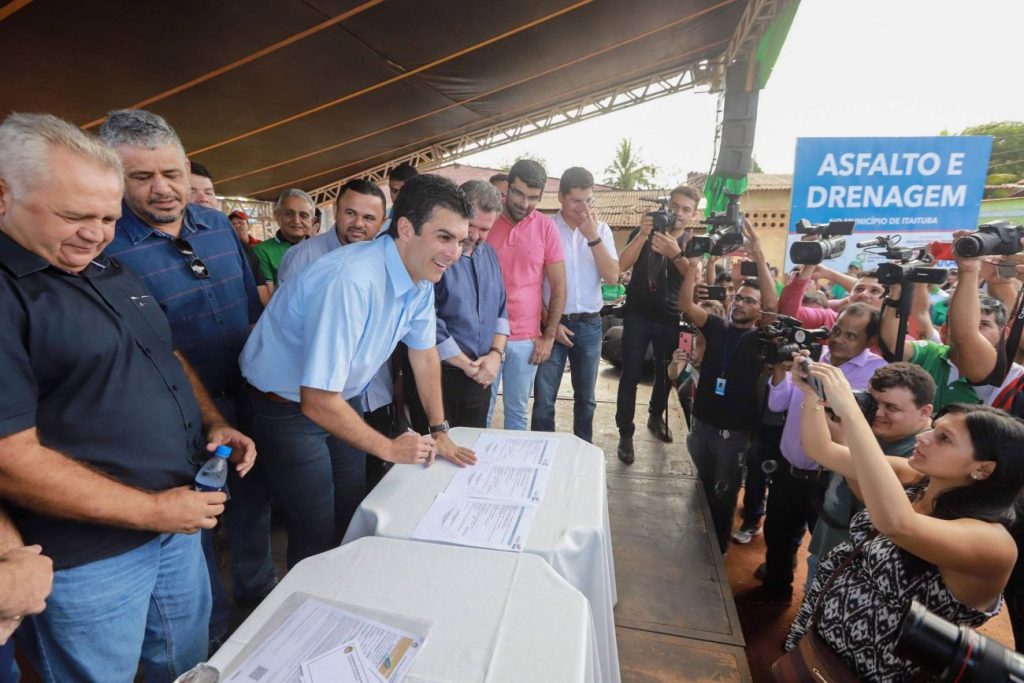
[770,533,877,682]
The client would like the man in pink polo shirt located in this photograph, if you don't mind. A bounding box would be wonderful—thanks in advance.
[486,159,567,430]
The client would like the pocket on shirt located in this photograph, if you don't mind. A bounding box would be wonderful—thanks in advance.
[125,294,173,344]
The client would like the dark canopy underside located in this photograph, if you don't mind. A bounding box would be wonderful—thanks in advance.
[0,0,747,200]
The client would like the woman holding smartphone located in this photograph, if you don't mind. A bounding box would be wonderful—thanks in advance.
[784,359,1024,681]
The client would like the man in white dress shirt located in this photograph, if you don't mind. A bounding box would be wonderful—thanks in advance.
[530,167,618,442]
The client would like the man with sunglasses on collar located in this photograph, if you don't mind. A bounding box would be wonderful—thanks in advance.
[100,109,262,651]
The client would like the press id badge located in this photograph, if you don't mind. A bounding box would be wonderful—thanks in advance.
[715,377,727,396]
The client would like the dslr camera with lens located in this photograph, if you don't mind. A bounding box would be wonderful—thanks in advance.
[789,219,856,265]
[684,193,745,257]
[755,314,829,365]
[954,220,1024,258]
[896,599,1024,682]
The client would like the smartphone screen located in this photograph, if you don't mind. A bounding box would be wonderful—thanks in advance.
[704,286,726,301]
[740,261,758,277]
[678,332,694,356]
[797,357,826,401]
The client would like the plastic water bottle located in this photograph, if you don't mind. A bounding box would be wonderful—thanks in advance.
[194,445,231,492]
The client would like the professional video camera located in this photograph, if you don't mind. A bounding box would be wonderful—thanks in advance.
[684,193,745,257]
[789,219,856,265]
[954,220,1024,258]
[896,599,1024,682]
[857,235,947,286]
[643,196,677,234]
[755,314,829,365]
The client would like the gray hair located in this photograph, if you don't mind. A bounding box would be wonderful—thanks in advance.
[459,179,502,215]
[275,188,315,212]
[98,109,185,154]
[0,112,122,196]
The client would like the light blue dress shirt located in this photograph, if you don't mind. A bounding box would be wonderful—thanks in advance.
[240,236,436,403]
[273,229,396,411]
[276,226,342,286]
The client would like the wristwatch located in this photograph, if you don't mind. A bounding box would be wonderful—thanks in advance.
[428,420,450,434]
[490,346,506,362]
[587,237,602,247]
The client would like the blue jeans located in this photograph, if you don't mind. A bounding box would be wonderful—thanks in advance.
[19,533,209,683]
[238,391,367,569]
[531,315,603,442]
[488,339,539,430]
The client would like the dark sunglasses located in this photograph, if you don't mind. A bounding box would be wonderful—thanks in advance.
[172,238,209,279]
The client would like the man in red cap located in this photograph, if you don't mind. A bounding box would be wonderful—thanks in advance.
[228,209,258,246]
[228,209,271,305]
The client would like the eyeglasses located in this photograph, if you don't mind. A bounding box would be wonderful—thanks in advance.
[172,238,209,279]
[731,295,759,306]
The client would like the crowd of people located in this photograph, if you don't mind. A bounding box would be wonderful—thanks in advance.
[1,107,1023,682]
[668,216,1024,678]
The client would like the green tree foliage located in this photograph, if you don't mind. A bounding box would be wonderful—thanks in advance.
[603,138,659,190]
[959,121,1024,180]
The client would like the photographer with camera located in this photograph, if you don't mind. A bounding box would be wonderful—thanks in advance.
[777,359,1024,682]
[880,229,1024,410]
[674,225,777,553]
[614,185,701,463]
[779,227,887,329]
[667,300,726,430]
[806,363,936,584]
[738,304,886,604]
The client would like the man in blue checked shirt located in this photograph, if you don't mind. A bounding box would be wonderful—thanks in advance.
[405,180,509,430]
[239,174,477,570]
[100,109,262,649]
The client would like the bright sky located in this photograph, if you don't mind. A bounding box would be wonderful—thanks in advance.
[459,0,1024,185]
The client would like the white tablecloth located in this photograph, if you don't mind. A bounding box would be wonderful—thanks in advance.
[210,537,601,682]
[343,428,620,683]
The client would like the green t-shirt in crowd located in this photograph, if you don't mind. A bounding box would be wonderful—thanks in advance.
[909,340,981,410]
[252,232,295,284]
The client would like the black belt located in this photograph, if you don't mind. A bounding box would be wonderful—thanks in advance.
[245,382,295,404]
[788,463,819,480]
[561,312,600,322]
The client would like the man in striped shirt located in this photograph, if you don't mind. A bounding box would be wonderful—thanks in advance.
[100,109,262,651]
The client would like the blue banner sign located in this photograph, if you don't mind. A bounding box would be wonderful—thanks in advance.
[785,136,992,271]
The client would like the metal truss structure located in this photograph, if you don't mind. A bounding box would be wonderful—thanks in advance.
[725,0,791,65]
[307,61,716,206]
[708,0,792,179]
[307,0,795,207]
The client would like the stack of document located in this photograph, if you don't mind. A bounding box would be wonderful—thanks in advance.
[411,434,559,552]
[224,595,427,683]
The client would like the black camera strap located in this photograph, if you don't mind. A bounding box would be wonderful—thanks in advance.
[1004,284,1024,372]
[879,284,915,363]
